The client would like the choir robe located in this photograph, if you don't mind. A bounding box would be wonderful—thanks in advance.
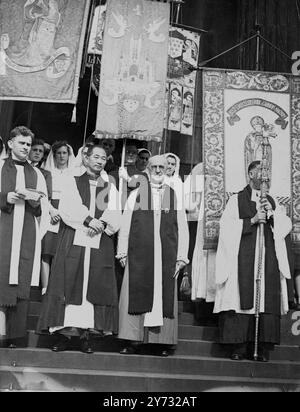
[117,184,189,346]
[185,170,216,303]
[214,185,292,345]
[0,158,48,339]
[37,172,121,335]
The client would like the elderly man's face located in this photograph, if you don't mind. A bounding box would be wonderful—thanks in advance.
[149,159,166,185]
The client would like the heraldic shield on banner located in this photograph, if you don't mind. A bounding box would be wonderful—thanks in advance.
[0,0,90,103]
[203,68,300,249]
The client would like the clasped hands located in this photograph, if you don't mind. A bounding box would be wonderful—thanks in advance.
[7,189,43,205]
[251,198,273,225]
[88,218,105,238]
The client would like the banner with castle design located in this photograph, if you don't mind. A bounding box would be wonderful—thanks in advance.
[0,0,90,103]
[202,68,300,248]
[95,0,170,142]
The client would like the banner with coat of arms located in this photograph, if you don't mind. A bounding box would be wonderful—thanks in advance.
[0,0,90,103]
[95,0,170,142]
[203,68,300,248]
[164,27,201,136]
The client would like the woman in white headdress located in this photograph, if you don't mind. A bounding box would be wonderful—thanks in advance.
[164,153,184,211]
[42,140,75,293]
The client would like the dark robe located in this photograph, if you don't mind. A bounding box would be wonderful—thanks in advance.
[37,173,119,334]
[128,184,178,319]
[237,185,280,314]
[0,158,42,339]
[39,168,52,200]
[219,185,286,345]
[0,158,41,306]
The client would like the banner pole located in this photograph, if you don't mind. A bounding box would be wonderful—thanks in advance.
[83,57,95,145]
[119,138,127,210]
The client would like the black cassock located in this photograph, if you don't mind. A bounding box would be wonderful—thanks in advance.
[0,158,46,339]
[218,185,292,345]
[37,172,121,335]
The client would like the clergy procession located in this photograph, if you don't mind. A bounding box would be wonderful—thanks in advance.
[0,0,299,394]
[0,126,297,364]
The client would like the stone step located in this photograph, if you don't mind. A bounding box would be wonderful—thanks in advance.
[28,301,300,346]
[176,339,300,362]
[1,365,299,392]
[1,348,299,381]
[25,330,300,362]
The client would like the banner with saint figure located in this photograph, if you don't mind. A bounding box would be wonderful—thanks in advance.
[165,27,201,136]
[95,0,170,142]
[0,0,90,103]
[202,68,300,248]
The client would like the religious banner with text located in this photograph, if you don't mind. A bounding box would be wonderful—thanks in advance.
[203,68,300,248]
[0,0,90,103]
[95,0,170,142]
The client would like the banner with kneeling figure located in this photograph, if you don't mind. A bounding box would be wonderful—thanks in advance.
[202,68,300,248]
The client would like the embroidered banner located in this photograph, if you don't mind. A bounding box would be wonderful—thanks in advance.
[168,27,200,89]
[95,0,170,142]
[0,0,90,103]
[165,27,201,136]
[202,68,300,249]
[87,4,107,56]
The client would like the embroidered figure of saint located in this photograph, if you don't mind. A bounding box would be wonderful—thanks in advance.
[244,116,276,185]
[182,90,194,128]
[169,86,182,131]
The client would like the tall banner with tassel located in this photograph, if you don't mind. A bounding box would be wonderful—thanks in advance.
[202,68,300,249]
[0,0,90,103]
[95,0,170,142]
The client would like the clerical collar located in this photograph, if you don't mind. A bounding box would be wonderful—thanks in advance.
[150,182,164,190]
[251,189,261,203]
[87,171,101,180]
[12,159,27,167]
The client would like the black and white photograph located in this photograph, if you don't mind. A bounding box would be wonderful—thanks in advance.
[0,0,299,395]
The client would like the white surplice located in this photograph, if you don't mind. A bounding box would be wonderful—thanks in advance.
[118,185,189,331]
[213,192,292,316]
[50,173,121,332]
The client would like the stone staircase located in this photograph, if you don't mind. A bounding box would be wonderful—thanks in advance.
[0,289,299,392]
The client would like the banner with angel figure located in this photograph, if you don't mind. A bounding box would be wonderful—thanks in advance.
[0,0,90,103]
[202,68,300,248]
[95,0,170,142]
